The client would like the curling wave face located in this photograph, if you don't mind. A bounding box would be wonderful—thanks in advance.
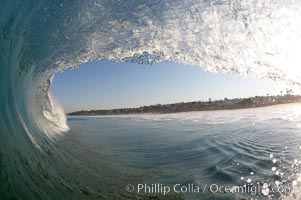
[1,0,301,199]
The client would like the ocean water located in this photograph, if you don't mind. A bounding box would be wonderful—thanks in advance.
[56,104,301,199]
[2,0,301,199]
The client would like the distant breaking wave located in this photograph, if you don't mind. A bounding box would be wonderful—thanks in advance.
[1,0,301,199]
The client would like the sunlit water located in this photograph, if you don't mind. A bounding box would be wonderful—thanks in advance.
[56,103,301,199]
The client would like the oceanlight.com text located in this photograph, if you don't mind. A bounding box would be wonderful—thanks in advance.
[125,183,295,196]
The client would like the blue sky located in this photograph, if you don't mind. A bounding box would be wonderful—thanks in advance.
[51,60,287,113]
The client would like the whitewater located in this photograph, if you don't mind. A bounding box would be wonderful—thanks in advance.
[1,0,301,199]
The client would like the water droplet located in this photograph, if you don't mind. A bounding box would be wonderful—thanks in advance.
[273,159,277,163]
[272,167,276,172]
[270,154,273,158]
[246,178,252,183]
[250,172,254,175]
[262,183,270,196]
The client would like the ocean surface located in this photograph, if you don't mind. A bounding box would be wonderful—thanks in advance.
[56,104,301,199]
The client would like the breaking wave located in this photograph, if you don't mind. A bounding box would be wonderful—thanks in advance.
[1,0,301,199]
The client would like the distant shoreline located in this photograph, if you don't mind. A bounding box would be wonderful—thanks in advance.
[68,95,301,116]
